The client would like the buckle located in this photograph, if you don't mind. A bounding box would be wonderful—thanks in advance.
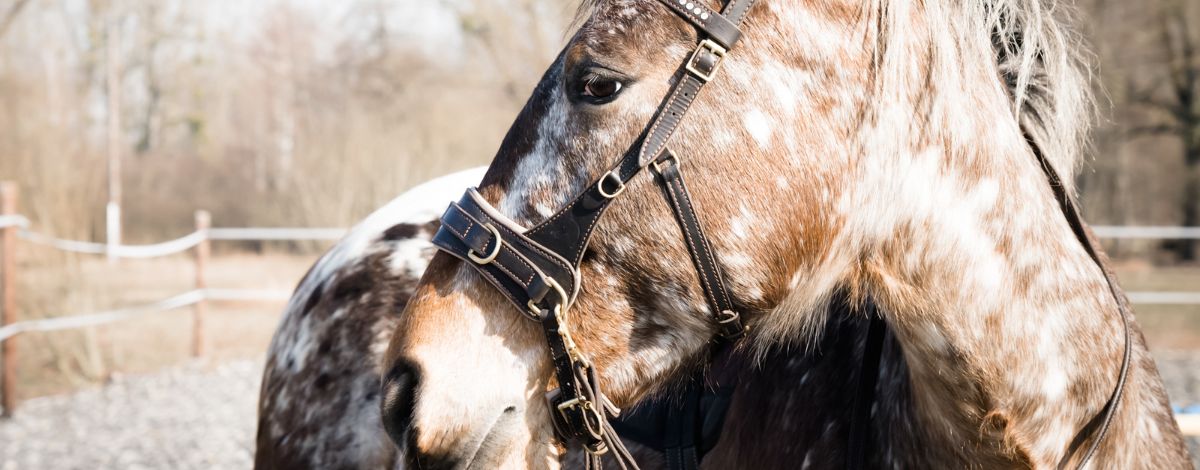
[556,395,607,453]
[717,309,747,340]
[650,151,681,175]
[527,276,570,317]
[685,39,727,82]
[467,223,503,264]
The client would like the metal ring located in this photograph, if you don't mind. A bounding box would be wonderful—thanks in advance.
[527,277,570,317]
[596,171,625,199]
[467,224,503,265]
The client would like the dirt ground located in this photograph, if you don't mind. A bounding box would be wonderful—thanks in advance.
[4,251,1200,402]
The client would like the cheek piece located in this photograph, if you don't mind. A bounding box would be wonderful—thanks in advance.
[432,1,754,468]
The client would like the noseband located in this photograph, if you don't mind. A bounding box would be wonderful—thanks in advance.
[429,0,1129,468]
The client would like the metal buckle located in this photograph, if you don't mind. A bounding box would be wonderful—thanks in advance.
[596,170,625,199]
[556,396,608,455]
[650,152,681,175]
[685,39,727,82]
[467,223,503,265]
[527,276,570,317]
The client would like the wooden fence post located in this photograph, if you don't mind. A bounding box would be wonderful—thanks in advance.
[192,210,210,359]
[2,182,19,417]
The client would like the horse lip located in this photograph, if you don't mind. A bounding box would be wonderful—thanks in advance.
[462,406,519,470]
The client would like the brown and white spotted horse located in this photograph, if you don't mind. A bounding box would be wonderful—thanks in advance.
[256,169,487,469]
[375,0,1190,469]
[255,168,952,470]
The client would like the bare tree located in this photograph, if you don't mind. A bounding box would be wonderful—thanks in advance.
[1128,0,1200,260]
[0,0,31,39]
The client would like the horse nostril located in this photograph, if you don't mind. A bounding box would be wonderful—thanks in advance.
[380,359,420,450]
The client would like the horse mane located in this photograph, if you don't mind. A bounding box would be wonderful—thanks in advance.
[868,0,1093,193]
[986,0,1093,193]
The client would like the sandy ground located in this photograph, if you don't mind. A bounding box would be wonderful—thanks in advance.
[1,255,1199,468]
[1,353,1198,469]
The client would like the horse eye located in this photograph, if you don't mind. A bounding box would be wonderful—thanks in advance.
[582,76,623,101]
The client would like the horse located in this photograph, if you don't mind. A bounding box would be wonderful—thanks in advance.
[377,0,1191,469]
[254,167,905,470]
[255,168,488,469]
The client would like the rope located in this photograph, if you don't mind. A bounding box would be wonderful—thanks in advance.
[19,229,206,258]
[1126,292,1200,305]
[207,228,345,241]
[0,215,30,229]
[3,220,346,258]
[1091,226,1200,239]
[0,288,291,342]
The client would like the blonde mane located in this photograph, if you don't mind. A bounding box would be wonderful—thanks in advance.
[867,0,1093,191]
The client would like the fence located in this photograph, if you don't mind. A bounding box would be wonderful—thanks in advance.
[0,182,345,417]
[0,182,1199,436]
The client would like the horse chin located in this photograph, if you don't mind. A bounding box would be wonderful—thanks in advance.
[407,407,557,470]
[459,408,526,470]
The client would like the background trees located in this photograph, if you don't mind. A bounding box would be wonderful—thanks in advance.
[0,0,1195,261]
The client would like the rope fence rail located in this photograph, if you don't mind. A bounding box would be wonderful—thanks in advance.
[0,288,292,343]
[2,184,1200,433]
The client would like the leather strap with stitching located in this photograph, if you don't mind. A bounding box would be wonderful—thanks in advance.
[652,151,745,339]
[1029,136,1131,470]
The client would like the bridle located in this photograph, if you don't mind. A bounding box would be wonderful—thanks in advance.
[428,0,1130,468]
[433,0,752,467]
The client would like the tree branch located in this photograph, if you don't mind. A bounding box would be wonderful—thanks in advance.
[0,0,32,39]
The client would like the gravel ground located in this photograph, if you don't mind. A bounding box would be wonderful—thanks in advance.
[1,354,1198,469]
[0,360,261,470]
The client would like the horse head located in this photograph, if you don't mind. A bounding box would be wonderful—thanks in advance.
[378,1,867,467]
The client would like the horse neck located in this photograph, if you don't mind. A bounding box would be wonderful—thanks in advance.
[839,119,1189,465]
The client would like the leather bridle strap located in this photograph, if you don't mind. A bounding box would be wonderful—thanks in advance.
[1030,138,1131,470]
[430,0,757,468]
[651,153,744,339]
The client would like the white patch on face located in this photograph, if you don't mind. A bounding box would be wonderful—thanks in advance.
[406,295,539,460]
[775,176,789,189]
[743,109,773,149]
[499,81,572,222]
[723,252,754,270]
[1040,369,1067,400]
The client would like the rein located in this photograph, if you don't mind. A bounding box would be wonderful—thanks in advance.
[428,0,1130,467]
